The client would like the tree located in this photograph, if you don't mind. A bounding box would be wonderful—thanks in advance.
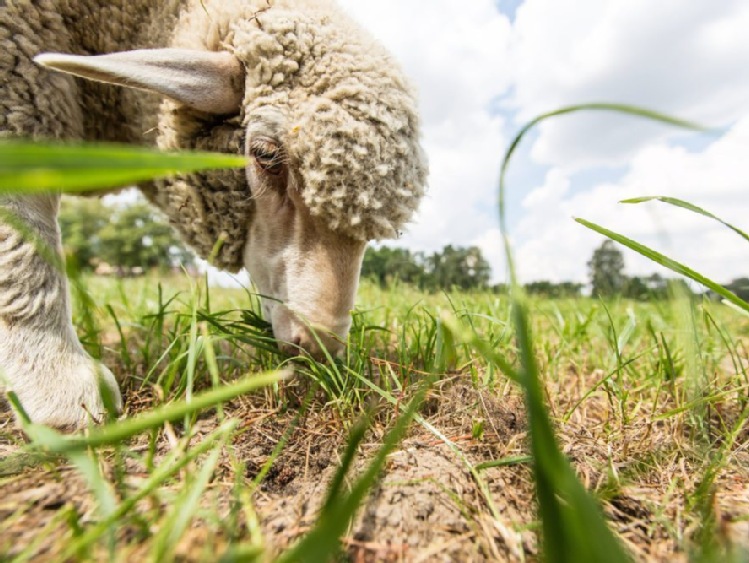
[557,281,585,298]
[588,239,626,298]
[361,244,492,291]
[58,198,110,270]
[97,203,194,271]
[426,245,491,291]
[59,198,194,272]
[623,276,649,300]
[725,278,749,302]
[361,246,425,288]
[526,280,584,298]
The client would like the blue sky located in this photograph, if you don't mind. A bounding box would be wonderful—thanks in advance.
[336,0,749,285]
[495,0,523,20]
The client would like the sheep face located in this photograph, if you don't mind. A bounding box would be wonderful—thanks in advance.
[242,106,367,357]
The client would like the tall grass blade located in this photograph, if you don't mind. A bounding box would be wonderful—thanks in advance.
[0,140,247,193]
[151,439,226,561]
[59,420,238,560]
[496,104,673,561]
[320,413,371,515]
[24,425,118,514]
[575,218,749,314]
[512,290,630,563]
[20,424,120,555]
[499,103,708,252]
[621,196,749,244]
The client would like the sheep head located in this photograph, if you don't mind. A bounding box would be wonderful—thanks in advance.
[34,14,427,359]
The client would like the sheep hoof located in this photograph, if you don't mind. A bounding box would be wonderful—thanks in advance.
[7,355,122,431]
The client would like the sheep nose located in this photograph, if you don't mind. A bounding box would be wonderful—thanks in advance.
[279,329,345,360]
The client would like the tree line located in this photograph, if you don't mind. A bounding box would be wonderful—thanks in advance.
[59,198,194,273]
[59,200,746,300]
[363,239,716,299]
[361,245,492,291]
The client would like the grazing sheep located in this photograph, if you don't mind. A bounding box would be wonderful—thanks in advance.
[0,0,427,428]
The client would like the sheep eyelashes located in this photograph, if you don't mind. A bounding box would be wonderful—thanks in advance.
[0,0,427,428]
[249,138,286,176]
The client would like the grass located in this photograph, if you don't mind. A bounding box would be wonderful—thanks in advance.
[2,275,749,560]
[0,140,247,193]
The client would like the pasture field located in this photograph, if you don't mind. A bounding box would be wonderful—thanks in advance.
[1,274,748,561]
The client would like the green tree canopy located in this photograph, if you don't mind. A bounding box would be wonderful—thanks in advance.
[525,281,584,298]
[59,197,194,272]
[361,244,491,291]
[426,245,492,291]
[58,198,109,270]
[588,239,626,298]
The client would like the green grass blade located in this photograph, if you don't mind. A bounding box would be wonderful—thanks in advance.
[438,312,521,383]
[0,451,58,477]
[151,438,227,561]
[26,425,118,517]
[512,290,631,563]
[320,413,371,515]
[9,505,77,563]
[575,218,749,314]
[250,385,316,491]
[5,389,32,425]
[496,104,670,562]
[622,195,749,244]
[20,424,119,554]
[347,361,503,522]
[475,455,533,471]
[0,140,247,193]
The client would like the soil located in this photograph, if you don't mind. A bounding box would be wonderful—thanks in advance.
[1,377,748,561]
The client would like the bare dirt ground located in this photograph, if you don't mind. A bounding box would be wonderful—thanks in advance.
[1,375,748,561]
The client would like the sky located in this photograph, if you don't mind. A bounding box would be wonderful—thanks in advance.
[332,0,749,285]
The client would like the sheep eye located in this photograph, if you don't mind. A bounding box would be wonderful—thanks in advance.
[250,139,284,176]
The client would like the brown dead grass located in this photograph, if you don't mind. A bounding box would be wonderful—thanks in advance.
[1,364,748,561]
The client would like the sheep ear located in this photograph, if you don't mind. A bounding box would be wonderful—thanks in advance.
[34,49,244,115]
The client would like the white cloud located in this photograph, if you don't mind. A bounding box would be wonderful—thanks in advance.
[515,117,749,284]
[472,227,507,283]
[330,1,749,286]
[509,0,749,169]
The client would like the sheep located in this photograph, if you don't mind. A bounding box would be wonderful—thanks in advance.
[0,0,428,428]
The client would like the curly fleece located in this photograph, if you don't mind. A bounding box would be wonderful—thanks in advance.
[1,0,427,270]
